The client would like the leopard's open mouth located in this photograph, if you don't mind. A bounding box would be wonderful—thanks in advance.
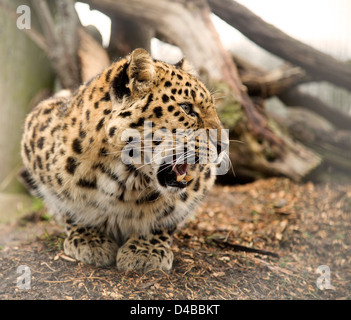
[157,162,194,188]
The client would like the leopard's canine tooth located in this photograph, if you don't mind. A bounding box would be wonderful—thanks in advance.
[176,173,186,182]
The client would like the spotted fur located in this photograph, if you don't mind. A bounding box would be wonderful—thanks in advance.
[21,49,226,272]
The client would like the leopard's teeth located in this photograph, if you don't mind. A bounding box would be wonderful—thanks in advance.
[184,175,194,182]
[176,173,186,182]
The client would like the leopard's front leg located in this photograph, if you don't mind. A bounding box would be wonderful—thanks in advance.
[116,229,174,272]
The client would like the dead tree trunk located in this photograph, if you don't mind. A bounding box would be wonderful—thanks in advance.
[234,53,351,174]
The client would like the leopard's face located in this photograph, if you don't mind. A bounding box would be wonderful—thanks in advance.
[107,49,228,194]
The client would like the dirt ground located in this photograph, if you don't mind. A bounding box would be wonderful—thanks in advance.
[0,178,350,300]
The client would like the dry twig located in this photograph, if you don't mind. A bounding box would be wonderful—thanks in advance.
[211,237,279,258]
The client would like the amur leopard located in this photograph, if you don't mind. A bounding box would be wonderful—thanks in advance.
[21,48,228,272]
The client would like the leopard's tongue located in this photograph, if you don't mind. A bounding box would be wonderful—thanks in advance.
[172,163,193,182]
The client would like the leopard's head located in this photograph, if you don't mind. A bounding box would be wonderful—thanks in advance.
[107,49,228,192]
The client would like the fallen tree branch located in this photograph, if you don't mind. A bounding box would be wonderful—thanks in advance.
[208,0,351,91]
[250,256,294,277]
[241,64,308,98]
[279,88,351,130]
[234,53,351,130]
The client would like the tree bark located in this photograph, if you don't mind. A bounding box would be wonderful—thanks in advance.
[208,0,351,91]
[31,0,81,90]
[270,108,351,172]
[107,11,153,60]
[84,0,231,81]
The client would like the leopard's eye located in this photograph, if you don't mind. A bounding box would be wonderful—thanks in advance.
[179,104,196,117]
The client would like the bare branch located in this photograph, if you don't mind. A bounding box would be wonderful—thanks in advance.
[279,88,351,130]
[56,0,80,63]
[30,0,81,89]
[31,0,58,47]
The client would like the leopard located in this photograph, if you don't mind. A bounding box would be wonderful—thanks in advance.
[20,48,228,272]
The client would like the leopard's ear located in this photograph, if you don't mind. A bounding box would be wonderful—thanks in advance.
[174,58,185,69]
[111,49,154,101]
[174,58,198,77]
[127,48,155,83]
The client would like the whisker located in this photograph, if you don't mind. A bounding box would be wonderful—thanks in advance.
[222,151,236,177]
[135,185,154,200]
[228,139,244,144]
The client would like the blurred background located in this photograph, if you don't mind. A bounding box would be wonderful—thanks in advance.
[0,0,350,221]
